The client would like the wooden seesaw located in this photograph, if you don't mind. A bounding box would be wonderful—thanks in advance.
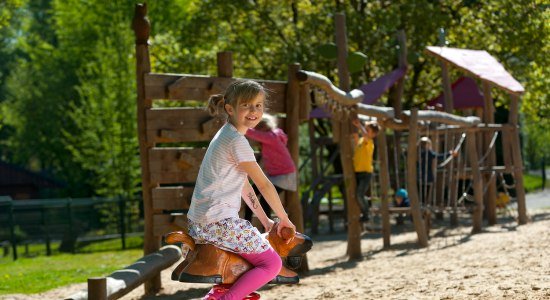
[164,222,313,299]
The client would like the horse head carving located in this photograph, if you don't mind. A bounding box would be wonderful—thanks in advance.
[164,222,313,284]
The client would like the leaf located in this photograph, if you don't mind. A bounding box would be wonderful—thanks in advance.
[346,51,367,73]
[315,43,338,60]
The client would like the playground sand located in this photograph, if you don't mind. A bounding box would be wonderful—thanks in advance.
[2,210,549,300]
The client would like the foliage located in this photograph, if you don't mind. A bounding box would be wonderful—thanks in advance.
[0,0,547,198]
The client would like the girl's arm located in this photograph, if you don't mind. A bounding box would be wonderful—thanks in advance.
[241,179,273,232]
[239,161,296,236]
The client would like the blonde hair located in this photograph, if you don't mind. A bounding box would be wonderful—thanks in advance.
[256,113,278,131]
[418,136,432,147]
[206,80,268,117]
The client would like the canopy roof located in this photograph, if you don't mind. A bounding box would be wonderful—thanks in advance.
[428,76,484,110]
[358,68,406,105]
[425,46,524,95]
[310,68,406,119]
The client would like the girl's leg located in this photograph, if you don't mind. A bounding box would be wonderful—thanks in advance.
[220,248,282,300]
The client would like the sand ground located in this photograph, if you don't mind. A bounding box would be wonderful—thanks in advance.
[2,198,549,300]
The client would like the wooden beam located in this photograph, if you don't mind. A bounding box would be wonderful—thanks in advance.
[217,51,233,78]
[152,186,193,212]
[146,108,222,143]
[482,82,497,225]
[509,94,527,224]
[285,63,305,233]
[108,246,181,299]
[467,132,484,233]
[148,148,206,184]
[441,61,454,113]
[285,63,308,272]
[132,2,161,294]
[402,110,480,127]
[335,12,361,259]
[67,246,182,300]
[377,129,391,248]
[296,70,363,106]
[406,109,429,247]
[388,30,408,192]
[87,277,107,300]
[356,103,395,119]
[299,83,311,121]
[144,73,287,113]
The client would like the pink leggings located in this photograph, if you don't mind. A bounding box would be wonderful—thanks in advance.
[220,247,282,300]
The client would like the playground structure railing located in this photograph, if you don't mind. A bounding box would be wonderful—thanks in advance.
[295,68,528,248]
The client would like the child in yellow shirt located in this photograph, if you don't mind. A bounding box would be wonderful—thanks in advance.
[352,119,380,222]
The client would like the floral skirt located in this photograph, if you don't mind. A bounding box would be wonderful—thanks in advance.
[188,217,271,254]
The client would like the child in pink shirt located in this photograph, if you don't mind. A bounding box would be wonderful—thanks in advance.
[244,113,297,221]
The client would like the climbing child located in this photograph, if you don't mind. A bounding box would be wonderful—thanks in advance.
[394,188,410,208]
[187,80,295,300]
[394,188,410,225]
[244,113,297,223]
[417,136,458,205]
[351,118,380,222]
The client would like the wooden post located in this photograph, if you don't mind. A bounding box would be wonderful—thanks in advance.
[285,64,305,233]
[217,51,233,78]
[467,132,484,233]
[132,3,161,295]
[389,30,407,191]
[88,277,107,300]
[439,29,453,113]
[335,12,361,259]
[377,128,391,248]
[286,63,308,271]
[406,109,428,247]
[482,81,497,224]
[508,94,527,224]
[449,133,459,226]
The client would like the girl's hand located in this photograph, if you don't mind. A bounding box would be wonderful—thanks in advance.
[263,218,275,233]
[277,217,296,243]
[352,119,360,127]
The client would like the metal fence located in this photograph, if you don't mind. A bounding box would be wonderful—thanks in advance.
[0,196,143,260]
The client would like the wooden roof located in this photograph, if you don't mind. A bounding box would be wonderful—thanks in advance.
[425,46,524,95]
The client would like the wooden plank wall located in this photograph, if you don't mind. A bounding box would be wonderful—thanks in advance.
[141,58,289,238]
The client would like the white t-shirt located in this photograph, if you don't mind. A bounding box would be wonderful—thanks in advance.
[187,123,256,224]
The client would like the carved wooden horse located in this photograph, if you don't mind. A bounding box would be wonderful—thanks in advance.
[165,222,312,298]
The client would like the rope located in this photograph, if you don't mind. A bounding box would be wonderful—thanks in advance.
[438,133,466,168]
[478,131,499,165]
[483,171,497,196]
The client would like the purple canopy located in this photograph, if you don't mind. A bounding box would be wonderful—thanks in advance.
[309,68,406,119]
[428,76,484,110]
[358,68,406,105]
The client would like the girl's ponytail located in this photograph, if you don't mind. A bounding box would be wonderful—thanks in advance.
[206,94,225,116]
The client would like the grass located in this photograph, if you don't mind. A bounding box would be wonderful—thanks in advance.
[0,237,144,295]
[523,173,549,193]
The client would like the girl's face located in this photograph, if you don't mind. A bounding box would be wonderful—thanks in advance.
[225,93,265,133]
